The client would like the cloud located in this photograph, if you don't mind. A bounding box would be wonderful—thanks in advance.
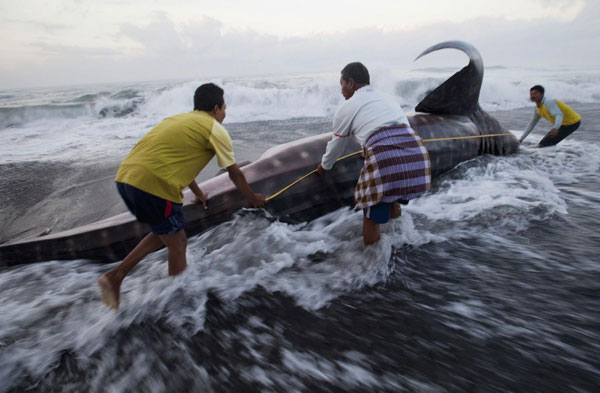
[1,17,71,33]
[31,42,122,57]
[0,2,598,89]
[120,12,189,56]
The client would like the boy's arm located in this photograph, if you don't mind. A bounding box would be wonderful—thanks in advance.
[227,164,266,208]
[519,111,541,143]
[545,98,564,129]
[320,104,353,171]
[188,180,207,209]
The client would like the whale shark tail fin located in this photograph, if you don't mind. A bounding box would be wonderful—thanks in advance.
[414,41,484,116]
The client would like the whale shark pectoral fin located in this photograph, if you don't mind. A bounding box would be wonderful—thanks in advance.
[414,41,484,116]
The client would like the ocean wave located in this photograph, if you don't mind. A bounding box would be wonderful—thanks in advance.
[1,66,599,129]
[479,67,600,110]
[0,75,407,127]
[0,90,149,127]
[98,98,144,118]
[0,104,97,128]
[69,92,111,103]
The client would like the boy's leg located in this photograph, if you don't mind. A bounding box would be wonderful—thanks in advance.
[390,202,402,219]
[538,129,560,147]
[363,216,381,246]
[538,121,580,147]
[102,183,187,309]
[363,202,393,246]
[99,232,163,309]
[158,229,188,276]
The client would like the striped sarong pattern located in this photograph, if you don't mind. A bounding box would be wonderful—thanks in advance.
[354,125,431,210]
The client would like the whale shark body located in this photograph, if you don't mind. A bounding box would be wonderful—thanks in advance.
[0,41,519,267]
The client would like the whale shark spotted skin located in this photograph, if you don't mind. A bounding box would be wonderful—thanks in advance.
[0,41,518,266]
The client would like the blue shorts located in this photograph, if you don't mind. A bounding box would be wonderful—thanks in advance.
[363,202,392,224]
[116,182,185,235]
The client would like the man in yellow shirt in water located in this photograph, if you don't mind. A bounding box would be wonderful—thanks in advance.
[519,85,581,147]
[99,83,265,310]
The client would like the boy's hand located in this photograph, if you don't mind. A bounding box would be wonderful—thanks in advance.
[316,164,327,175]
[193,191,208,210]
[250,193,266,208]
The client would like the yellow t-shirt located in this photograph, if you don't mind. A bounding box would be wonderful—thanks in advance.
[536,99,581,126]
[115,111,235,203]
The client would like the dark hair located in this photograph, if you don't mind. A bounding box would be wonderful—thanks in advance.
[530,85,545,95]
[194,83,225,111]
[341,62,370,84]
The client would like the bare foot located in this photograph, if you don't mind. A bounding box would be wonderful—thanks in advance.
[98,274,120,310]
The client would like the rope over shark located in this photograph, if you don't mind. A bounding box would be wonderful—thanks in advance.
[0,41,519,267]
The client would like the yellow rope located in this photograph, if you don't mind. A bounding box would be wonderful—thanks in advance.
[265,132,513,201]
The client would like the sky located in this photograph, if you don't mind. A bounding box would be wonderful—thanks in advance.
[0,0,599,89]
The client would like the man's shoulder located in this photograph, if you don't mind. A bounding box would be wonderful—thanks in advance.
[210,119,230,136]
[185,112,233,141]
[354,85,378,97]
[177,110,214,122]
[356,86,397,104]
[167,111,217,130]
[342,86,378,107]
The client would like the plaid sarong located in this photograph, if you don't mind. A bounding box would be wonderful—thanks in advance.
[354,125,431,210]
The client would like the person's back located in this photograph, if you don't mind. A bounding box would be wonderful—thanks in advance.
[116,110,234,204]
[535,98,580,129]
[322,85,410,170]
[331,85,409,145]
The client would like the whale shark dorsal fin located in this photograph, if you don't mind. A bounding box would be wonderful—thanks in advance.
[414,41,484,116]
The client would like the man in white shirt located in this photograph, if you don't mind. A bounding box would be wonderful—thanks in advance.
[317,63,431,245]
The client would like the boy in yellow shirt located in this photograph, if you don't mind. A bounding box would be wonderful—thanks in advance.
[99,83,265,310]
[519,85,581,147]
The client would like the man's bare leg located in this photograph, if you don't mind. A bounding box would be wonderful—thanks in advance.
[99,232,163,309]
[363,216,381,246]
[159,230,188,276]
[390,202,402,219]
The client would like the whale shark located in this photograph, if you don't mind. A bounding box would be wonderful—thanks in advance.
[0,41,519,267]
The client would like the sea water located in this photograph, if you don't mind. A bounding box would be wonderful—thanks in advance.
[0,65,599,392]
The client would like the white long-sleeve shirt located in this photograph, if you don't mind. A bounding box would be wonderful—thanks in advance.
[519,97,563,143]
[320,86,409,170]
